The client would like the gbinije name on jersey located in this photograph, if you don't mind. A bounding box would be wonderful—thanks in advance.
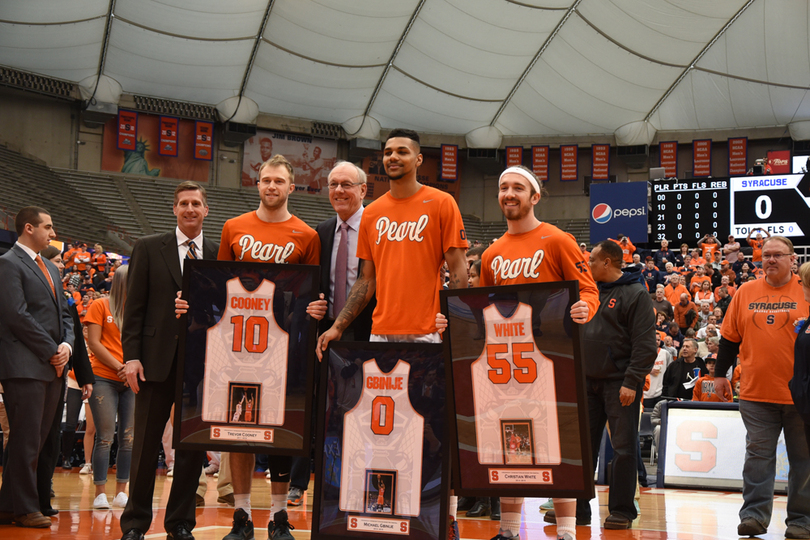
[375,215,429,245]
[490,250,545,281]
[237,236,296,262]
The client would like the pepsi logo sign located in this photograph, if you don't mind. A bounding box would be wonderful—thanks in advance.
[592,203,612,224]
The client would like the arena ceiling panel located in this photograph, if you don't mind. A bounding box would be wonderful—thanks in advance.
[1,0,809,143]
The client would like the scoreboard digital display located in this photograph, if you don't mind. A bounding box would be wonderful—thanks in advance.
[652,180,730,243]
[651,173,810,244]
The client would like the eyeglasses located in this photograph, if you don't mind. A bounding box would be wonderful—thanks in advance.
[328,182,363,190]
[761,253,791,261]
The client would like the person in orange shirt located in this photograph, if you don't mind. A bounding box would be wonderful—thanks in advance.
[694,280,715,308]
[91,244,107,278]
[665,274,690,305]
[713,236,810,538]
[609,235,635,264]
[216,154,320,540]
[314,129,468,537]
[579,242,590,261]
[63,241,81,271]
[84,265,132,511]
[689,248,706,268]
[692,357,723,402]
[673,293,698,333]
[439,165,597,540]
[715,275,736,300]
[697,234,721,262]
[688,265,711,294]
[73,245,91,273]
[747,228,770,268]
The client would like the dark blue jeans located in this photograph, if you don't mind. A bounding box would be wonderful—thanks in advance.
[576,378,642,521]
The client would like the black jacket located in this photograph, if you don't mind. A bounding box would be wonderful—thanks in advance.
[582,267,657,389]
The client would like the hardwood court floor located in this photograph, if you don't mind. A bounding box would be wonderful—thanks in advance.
[2,469,794,540]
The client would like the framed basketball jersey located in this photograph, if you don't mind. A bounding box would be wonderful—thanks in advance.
[312,342,449,540]
[174,259,319,454]
[441,282,594,499]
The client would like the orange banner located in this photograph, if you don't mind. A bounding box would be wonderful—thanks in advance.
[505,146,523,168]
[532,146,548,181]
[693,139,711,177]
[660,141,677,178]
[728,137,747,175]
[591,144,610,181]
[195,121,214,161]
[102,113,210,182]
[362,153,456,201]
[560,145,578,181]
[441,144,458,181]
[159,116,179,157]
[117,110,137,151]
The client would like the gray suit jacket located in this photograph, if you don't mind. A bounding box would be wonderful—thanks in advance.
[0,244,74,381]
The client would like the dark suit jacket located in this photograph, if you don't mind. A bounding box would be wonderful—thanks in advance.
[0,244,74,381]
[122,231,218,382]
[316,216,375,340]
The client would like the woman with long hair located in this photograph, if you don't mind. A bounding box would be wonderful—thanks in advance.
[85,265,133,509]
[694,280,715,308]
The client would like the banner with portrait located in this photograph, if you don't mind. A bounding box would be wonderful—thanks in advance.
[241,129,338,194]
[312,342,449,540]
[174,259,319,454]
[440,281,593,498]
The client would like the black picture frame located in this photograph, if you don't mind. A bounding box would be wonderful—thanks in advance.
[173,259,319,454]
[440,281,594,499]
[312,342,448,540]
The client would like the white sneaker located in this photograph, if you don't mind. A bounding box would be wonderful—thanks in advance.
[167,468,174,477]
[93,493,111,509]
[79,463,93,475]
[266,470,272,479]
[112,492,128,508]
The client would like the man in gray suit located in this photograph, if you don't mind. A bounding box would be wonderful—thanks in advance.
[0,206,73,528]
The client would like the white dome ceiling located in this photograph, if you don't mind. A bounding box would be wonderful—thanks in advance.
[1,0,809,140]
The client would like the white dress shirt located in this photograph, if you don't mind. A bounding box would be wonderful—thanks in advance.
[328,206,363,319]
[176,226,204,275]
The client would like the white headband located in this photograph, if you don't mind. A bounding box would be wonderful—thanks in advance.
[499,166,541,194]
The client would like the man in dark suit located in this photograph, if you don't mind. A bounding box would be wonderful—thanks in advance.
[291,161,375,505]
[120,182,218,540]
[0,207,74,528]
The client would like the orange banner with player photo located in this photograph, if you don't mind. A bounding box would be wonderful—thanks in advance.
[361,152,457,201]
[102,112,210,182]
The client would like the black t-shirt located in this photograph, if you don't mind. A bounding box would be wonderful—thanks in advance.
[664,357,708,400]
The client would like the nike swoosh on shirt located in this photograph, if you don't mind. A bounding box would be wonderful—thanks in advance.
[292,230,303,234]
[423,199,433,203]
[541,235,552,239]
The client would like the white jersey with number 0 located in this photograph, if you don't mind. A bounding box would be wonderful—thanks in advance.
[340,359,424,517]
[471,302,560,465]
[202,278,289,426]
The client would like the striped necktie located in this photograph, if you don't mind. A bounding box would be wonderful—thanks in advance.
[186,240,199,260]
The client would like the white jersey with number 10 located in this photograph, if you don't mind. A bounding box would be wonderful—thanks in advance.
[340,359,424,517]
[202,277,289,425]
[471,302,560,465]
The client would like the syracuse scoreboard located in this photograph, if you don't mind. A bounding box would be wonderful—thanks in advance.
[651,179,730,243]
[651,172,810,245]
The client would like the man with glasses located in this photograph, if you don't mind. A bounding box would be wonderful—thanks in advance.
[714,236,810,539]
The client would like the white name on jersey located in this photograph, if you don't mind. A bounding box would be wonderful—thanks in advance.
[237,235,295,262]
[375,215,429,245]
[490,250,545,281]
